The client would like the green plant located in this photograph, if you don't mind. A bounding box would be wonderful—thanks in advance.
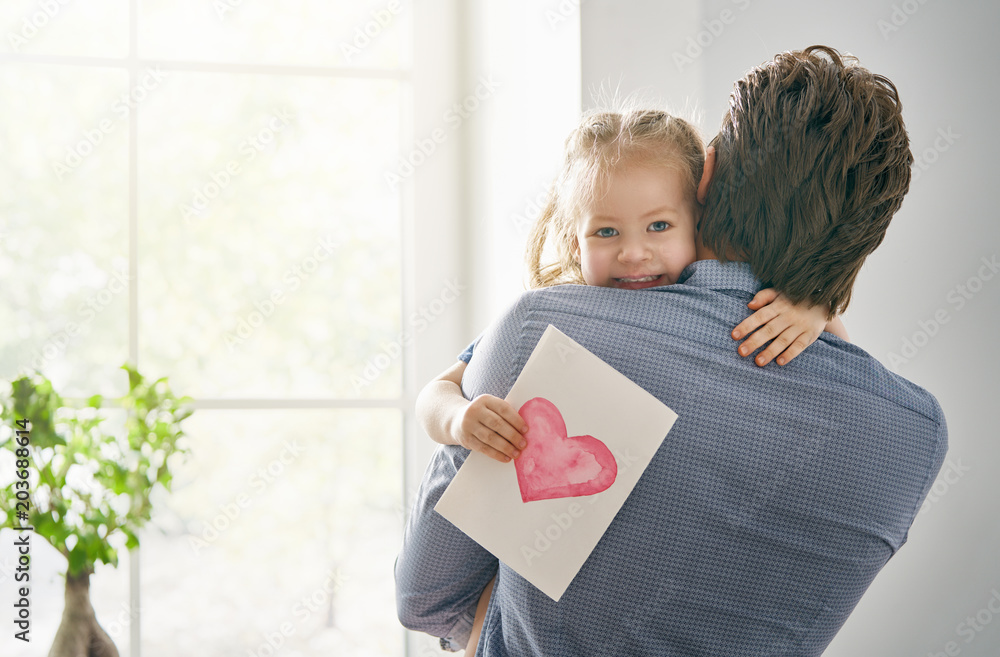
[0,364,192,657]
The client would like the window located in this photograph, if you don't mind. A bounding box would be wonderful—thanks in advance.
[0,2,451,655]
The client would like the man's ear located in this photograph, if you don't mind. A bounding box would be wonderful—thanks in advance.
[697,145,716,205]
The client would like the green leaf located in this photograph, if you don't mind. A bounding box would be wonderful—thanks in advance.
[0,364,192,567]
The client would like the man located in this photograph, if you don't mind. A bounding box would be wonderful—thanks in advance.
[396,46,947,655]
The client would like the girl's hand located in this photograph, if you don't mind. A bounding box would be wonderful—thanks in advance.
[730,288,830,366]
[452,394,528,463]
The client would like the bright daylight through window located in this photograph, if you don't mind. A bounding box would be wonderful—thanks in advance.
[0,1,411,655]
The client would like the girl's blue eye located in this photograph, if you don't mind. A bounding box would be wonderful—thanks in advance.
[649,221,669,232]
[596,227,618,237]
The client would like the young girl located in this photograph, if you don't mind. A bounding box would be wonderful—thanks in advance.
[417,108,847,464]
[413,108,847,651]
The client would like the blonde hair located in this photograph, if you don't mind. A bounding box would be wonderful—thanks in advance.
[526,109,706,289]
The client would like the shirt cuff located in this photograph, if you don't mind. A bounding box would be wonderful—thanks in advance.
[438,607,475,652]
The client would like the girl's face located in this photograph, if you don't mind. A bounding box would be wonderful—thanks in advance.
[575,164,698,290]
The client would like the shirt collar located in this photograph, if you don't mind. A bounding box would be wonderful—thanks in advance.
[677,260,765,295]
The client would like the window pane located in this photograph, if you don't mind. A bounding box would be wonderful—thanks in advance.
[138,0,411,69]
[0,64,129,398]
[0,1,129,58]
[137,72,402,399]
[141,409,404,656]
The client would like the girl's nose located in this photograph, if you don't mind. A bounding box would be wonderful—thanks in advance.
[618,238,651,263]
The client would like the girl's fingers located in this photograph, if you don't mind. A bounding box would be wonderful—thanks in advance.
[755,329,815,367]
[773,334,813,366]
[481,411,525,450]
[474,440,514,463]
[746,287,781,310]
[485,397,527,434]
[475,419,522,459]
[484,399,527,447]
[733,304,780,341]
[494,402,528,435]
[754,331,795,366]
[740,325,817,366]
[736,317,787,356]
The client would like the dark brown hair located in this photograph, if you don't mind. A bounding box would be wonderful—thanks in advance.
[527,108,704,288]
[699,45,913,316]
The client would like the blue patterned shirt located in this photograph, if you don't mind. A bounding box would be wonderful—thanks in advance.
[396,260,948,656]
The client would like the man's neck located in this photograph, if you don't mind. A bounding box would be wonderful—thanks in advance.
[695,233,720,261]
[695,233,744,263]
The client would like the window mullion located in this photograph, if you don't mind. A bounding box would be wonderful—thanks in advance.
[128,1,140,655]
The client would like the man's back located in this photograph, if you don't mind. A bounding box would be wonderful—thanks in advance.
[440,261,946,656]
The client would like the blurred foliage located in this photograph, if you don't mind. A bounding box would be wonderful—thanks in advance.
[0,364,192,576]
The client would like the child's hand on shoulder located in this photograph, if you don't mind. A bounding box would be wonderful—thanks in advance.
[730,288,832,366]
[453,395,528,463]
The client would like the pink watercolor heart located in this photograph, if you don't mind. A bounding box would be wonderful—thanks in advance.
[514,397,617,503]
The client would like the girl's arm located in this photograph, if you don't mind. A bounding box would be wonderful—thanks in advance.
[415,361,528,463]
[824,315,850,341]
[731,288,849,367]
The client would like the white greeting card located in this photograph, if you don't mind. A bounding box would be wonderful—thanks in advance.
[434,325,678,601]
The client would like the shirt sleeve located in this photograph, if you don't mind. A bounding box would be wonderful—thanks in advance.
[394,293,532,645]
[394,445,497,648]
[461,294,533,400]
[900,396,949,547]
[457,335,481,364]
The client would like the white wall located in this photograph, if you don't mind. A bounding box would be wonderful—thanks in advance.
[581,0,703,119]
[462,2,584,334]
[580,1,1000,655]
[409,1,581,469]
